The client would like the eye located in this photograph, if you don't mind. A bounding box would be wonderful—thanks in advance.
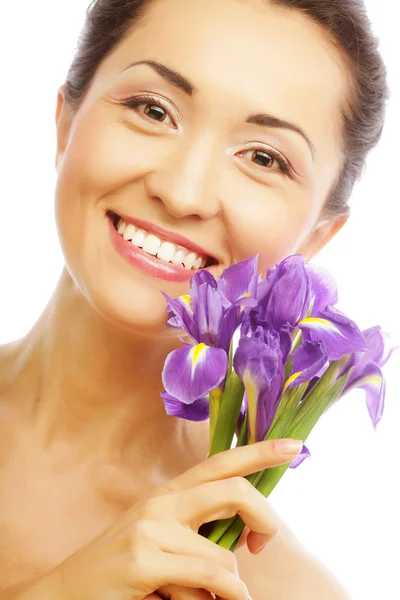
[120,94,177,128]
[238,147,293,178]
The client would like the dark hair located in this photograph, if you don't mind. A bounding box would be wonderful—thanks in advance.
[65,0,389,219]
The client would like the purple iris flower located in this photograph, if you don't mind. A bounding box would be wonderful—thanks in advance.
[163,255,259,352]
[161,391,210,422]
[340,326,397,429]
[298,305,367,361]
[285,340,328,391]
[161,258,260,419]
[283,261,367,384]
[162,342,228,405]
[305,262,339,313]
[217,255,259,309]
[233,336,284,443]
[257,255,313,331]
[241,303,293,366]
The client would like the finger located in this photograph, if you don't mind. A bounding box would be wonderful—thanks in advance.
[151,553,249,600]
[158,584,215,599]
[144,520,239,576]
[165,439,302,492]
[246,531,271,554]
[246,499,281,554]
[236,527,250,550]
[177,478,280,539]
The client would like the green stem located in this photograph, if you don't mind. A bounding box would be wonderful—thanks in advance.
[207,370,352,549]
[208,389,221,456]
[236,413,248,447]
[228,339,234,377]
[209,372,244,456]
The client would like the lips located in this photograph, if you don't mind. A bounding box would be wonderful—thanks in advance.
[106,210,220,283]
[108,211,218,266]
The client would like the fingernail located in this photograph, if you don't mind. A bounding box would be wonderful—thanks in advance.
[273,439,303,455]
[254,542,267,555]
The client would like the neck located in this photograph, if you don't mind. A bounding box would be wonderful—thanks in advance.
[7,268,208,473]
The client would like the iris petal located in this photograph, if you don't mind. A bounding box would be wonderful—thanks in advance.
[288,340,328,389]
[360,326,398,368]
[217,255,259,308]
[345,361,385,429]
[258,255,312,329]
[161,391,210,421]
[162,292,199,342]
[162,344,228,404]
[234,337,282,442]
[289,444,311,469]
[299,305,366,360]
[305,263,338,314]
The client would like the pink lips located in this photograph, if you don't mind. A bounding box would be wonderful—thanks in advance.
[115,211,214,260]
[107,213,208,283]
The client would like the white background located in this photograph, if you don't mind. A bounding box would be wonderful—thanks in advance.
[0,1,399,598]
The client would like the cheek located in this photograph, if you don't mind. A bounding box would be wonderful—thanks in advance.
[54,111,155,268]
[223,186,319,270]
[57,110,155,198]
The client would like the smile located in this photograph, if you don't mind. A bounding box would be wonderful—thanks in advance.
[107,211,217,283]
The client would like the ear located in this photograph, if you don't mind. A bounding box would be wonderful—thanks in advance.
[297,214,349,262]
[55,84,73,171]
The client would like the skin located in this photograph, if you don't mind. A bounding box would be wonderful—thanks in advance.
[0,0,352,597]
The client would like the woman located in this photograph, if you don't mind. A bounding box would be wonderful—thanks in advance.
[0,0,388,598]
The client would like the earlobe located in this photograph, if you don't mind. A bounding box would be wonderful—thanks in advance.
[297,215,349,262]
[55,85,73,170]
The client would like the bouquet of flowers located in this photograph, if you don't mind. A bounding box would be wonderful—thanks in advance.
[160,255,395,551]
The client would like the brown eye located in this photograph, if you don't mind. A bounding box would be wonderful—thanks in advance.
[121,94,176,128]
[143,103,167,122]
[252,150,275,168]
[238,146,292,177]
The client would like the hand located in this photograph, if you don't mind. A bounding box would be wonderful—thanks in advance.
[43,439,301,600]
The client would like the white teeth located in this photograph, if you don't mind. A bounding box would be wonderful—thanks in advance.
[131,229,146,247]
[193,256,202,269]
[123,224,136,241]
[115,217,210,270]
[117,219,126,235]
[183,252,197,270]
[171,248,188,266]
[142,234,161,256]
[157,241,177,262]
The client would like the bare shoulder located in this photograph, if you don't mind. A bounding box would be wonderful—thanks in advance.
[236,516,351,600]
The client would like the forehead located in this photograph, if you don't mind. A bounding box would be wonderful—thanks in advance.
[95,0,350,161]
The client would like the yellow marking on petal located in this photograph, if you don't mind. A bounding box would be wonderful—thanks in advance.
[239,292,251,311]
[192,343,207,366]
[180,294,191,306]
[282,372,301,394]
[243,371,258,444]
[190,343,207,380]
[361,376,382,386]
[299,317,341,333]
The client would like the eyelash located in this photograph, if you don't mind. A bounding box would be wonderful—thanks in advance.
[121,94,294,179]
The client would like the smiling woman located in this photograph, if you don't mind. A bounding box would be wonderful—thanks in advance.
[0,0,390,599]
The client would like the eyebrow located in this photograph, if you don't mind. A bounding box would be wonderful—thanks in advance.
[121,59,316,160]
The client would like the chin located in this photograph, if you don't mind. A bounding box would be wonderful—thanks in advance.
[83,271,179,338]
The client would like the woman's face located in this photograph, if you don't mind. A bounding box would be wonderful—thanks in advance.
[55,0,350,336]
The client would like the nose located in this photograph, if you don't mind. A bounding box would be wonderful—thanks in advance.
[143,135,222,220]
